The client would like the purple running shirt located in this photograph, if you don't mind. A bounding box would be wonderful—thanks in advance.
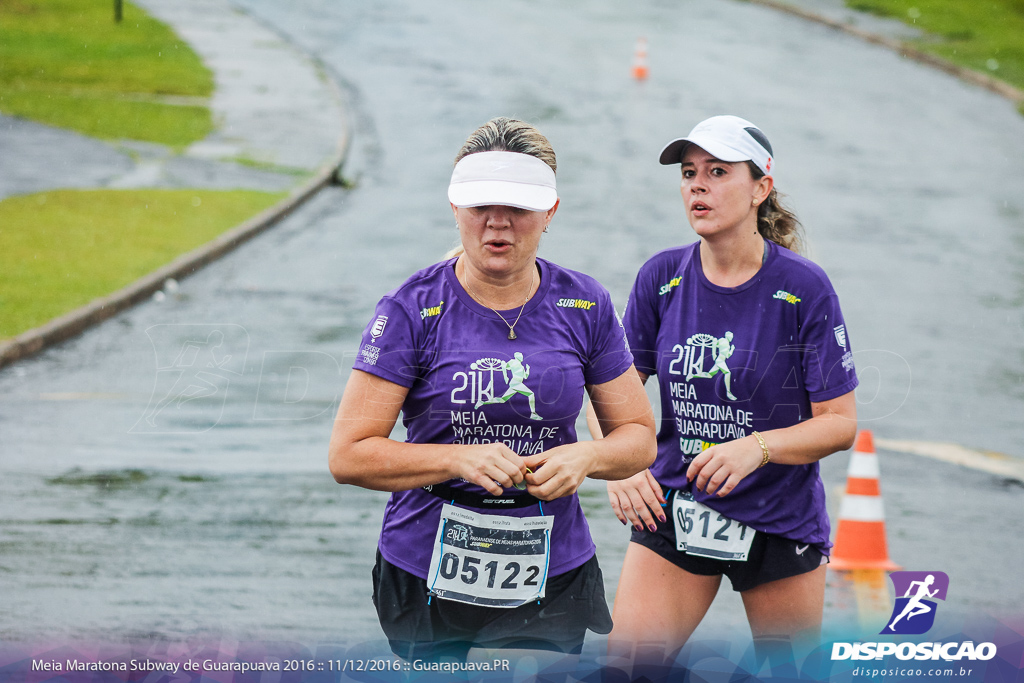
[623,240,859,551]
[353,257,634,578]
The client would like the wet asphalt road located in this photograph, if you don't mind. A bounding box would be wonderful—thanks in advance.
[1,0,1023,645]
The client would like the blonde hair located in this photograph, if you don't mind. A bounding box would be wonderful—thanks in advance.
[454,117,556,172]
[446,118,556,260]
[747,162,804,255]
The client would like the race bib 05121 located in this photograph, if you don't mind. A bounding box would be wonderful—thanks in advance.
[672,491,755,562]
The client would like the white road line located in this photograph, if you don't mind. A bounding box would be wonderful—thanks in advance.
[875,438,1024,484]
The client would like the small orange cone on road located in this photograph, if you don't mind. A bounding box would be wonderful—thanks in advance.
[829,430,902,571]
[632,38,649,80]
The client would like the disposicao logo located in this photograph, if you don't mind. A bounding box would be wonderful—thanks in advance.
[883,571,948,635]
[831,570,997,663]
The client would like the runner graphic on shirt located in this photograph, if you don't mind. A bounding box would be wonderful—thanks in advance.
[475,352,542,420]
[688,331,738,401]
[887,574,939,632]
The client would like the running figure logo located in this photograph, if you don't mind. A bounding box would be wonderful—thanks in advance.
[132,324,249,433]
[685,331,739,401]
[474,352,542,420]
[881,571,949,635]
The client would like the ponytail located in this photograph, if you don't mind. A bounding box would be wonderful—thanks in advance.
[748,162,804,255]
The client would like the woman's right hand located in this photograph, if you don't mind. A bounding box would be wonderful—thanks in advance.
[607,469,667,532]
[451,443,528,496]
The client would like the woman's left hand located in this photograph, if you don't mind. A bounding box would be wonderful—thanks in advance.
[521,443,596,501]
[686,435,763,497]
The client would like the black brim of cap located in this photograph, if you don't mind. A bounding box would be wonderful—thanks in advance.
[659,139,690,165]
[658,136,753,166]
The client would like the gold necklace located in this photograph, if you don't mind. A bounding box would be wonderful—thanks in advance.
[462,265,535,340]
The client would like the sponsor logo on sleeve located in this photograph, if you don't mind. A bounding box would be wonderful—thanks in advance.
[556,298,596,310]
[834,324,848,349]
[659,277,682,296]
[360,344,380,366]
[842,351,855,372]
[370,315,388,341]
[420,300,444,319]
[773,289,801,305]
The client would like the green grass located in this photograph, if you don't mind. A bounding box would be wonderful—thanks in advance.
[0,0,214,146]
[845,0,1024,102]
[0,189,287,339]
[228,156,316,177]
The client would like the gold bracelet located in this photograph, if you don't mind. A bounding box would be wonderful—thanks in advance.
[752,431,770,468]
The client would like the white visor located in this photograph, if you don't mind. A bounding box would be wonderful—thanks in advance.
[448,151,557,211]
[659,115,775,177]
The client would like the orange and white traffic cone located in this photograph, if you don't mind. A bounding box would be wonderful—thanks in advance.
[632,38,649,81]
[829,430,902,571]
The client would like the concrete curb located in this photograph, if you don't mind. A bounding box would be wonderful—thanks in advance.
[0,27,350,371]
[741,0,1024,105]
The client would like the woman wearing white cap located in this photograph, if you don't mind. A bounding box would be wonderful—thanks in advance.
[602,115,859,655]
[329,117,656,659]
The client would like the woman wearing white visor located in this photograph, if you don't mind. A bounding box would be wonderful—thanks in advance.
[602,115,859,656]
[329,117,655,659]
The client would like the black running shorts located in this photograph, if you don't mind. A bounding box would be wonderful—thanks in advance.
[629,498,826,592]
[372,551,612,660]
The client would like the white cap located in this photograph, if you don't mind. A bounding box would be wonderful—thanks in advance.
[448,151,557,211]
[659,115,775,177]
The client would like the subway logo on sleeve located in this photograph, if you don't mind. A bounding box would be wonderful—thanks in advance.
[659,277,682,296]
[557,298,596,310]
[420,301,444,319]
[773,290,801,305]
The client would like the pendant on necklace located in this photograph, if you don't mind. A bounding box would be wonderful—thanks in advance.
[507,330,517,340]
